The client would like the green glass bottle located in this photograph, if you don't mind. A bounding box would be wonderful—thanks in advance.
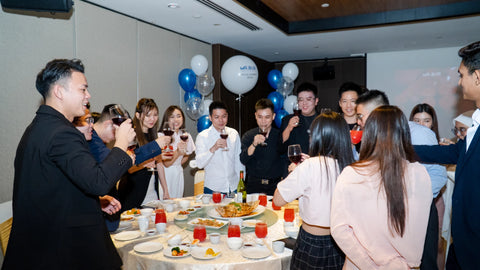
[237,170,247,203]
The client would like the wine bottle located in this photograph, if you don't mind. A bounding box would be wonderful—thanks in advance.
[237,170,247,203]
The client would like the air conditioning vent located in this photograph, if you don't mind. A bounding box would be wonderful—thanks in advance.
[196,0,261,31]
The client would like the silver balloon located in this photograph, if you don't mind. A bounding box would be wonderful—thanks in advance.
[276,76,294,97]
[185,97,204,120]
[196,74,215,96]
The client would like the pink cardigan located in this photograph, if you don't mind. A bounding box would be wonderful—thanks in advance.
[331,162,432,270]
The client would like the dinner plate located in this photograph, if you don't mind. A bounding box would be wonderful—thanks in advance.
[187,218,228,229]
[241,246,271,259]
[114,231,141,241]
[190,247,222,260]
[163,246,191,258]
[242,219,262,228]
[117,221,133,231]
[134,242,163,253]
[207,205,266,220]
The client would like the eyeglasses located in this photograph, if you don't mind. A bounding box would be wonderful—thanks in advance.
[452,127,467,135]
[84,117,94,124]
[356,114,364,120]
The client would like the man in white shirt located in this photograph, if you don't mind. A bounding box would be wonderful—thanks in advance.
[195,101,244,194]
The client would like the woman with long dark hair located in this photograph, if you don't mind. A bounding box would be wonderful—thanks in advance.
[119,98,169,210]
[410,103,440,139]
[331,106,432,269]
[273,110,354,270]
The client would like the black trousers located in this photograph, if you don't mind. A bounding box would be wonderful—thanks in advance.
[420,200,439,270]
[446,243,462,270]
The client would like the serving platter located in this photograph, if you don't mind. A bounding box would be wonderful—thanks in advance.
[207,205,266,220]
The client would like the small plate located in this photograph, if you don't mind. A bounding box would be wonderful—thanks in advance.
[190,247,222,260]
[242,246,271,259]
[188,218,227,229]
[134,242,163,253]
[175,214,189,221]
[242,219,261,228]
[163,246,191,258]
[114,231,141,241]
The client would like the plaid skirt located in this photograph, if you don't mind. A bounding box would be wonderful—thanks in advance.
[290,226,345,270]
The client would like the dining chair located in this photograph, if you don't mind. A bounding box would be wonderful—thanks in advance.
[194,170,205,196]
[0,200,12,255]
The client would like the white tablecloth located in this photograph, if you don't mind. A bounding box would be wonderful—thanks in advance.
[113,199,296,270]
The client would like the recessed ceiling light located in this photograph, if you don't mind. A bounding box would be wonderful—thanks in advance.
[321,3,329,8]
[167,3,179,9]
[274,52,280,55]
[193,14,202,19]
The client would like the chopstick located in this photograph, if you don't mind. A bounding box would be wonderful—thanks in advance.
[263,238,277,257]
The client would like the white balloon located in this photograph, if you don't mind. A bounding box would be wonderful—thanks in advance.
[221,55,258,95]
[190,55,208,76]
[283,95,298,114]
[282,63,299,82]
[202,98,213,115]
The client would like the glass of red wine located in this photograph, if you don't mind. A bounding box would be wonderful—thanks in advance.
[162,122,174,154]
[258,127,267,146]
[293,102,301,117]
[288,144,302,165]
[110,104,136,152]
[179,129,189,142]
[350,125,363,145]
[220,128,229,151]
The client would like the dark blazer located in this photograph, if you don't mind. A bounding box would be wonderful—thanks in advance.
[415,128,480,269]
[2,105,132,270]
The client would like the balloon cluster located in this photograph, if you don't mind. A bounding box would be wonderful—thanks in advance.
[266,63,300,128]
[178,55,215,132]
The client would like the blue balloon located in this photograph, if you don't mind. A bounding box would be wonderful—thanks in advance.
[197,115,212,133]
[275,109,289,128]
[267,91,284,112]
[178,68,196,92]
[184,89,202,103]
[267,69,282,89]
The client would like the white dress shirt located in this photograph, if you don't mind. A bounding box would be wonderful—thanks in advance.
[195,126,244,193]
[466,108,480,151]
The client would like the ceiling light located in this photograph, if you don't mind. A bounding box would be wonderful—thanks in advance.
[274,52,280,55]
[321,3,329,8]
[193,14,202,19]
[167,3,179,9]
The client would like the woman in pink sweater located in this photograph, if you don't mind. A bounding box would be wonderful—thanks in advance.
[331,105,432,269]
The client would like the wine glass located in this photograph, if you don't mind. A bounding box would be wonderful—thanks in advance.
[109,104,131,126]
[220,128,229,151]
[258,127,268,146]
[293,102,301,117]
[288,144,302,165]
[350,125,363,145]
[162,122,174,154]
[179,129,189,142]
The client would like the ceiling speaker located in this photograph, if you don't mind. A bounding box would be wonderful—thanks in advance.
[1,0,73,12]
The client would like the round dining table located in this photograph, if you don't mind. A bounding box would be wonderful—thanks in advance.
[112,197,299,270]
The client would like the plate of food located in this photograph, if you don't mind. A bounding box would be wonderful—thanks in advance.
[121,208,142,221]
[208,202,265,220]
[113,231,141,241]
[163,246,190,258]
[241,246,271,259]
[190,247,222,260]
[187,218,227,229]
[134,241,163,253]
[174,214,189,221]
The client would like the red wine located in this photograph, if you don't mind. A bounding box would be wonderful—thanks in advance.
[289,155,301,164]
[220,134,228,139]
[293,109,301,116]
[163,129,174,136]
[180,135,188,142]
[112,117,126,126]
[259,131,267,137]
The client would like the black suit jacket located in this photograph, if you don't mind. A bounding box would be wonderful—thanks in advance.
[415,127,480,269]
[2,105,132,270]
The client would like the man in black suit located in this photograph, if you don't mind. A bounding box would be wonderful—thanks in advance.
[2,59,136,270]
[414,41,480,270]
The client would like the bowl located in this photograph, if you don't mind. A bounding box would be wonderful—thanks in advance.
[284,226,299,238]
[167,234,182,246]
[227,237,243,250]
[179,199,191,209]
[209,233,221,244]
[140,208,154,217]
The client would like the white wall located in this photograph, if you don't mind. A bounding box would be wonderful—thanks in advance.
[0,1,212,203]
[367,47,476,139]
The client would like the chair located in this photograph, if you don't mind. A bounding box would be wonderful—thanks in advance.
[194,170,205,196]
[0,200,12,256]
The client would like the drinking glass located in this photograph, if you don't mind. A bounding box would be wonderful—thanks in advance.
[293,102,301,117]
[228,225,241,238]
[109,104,130,126]
[258,194,267,207]
[212,192,222,203]
[179,129,189,142]
[350,125,363,145]
[272,201,282,210]
[284,208,295,222]
[162,122,174,154]
[155,209,167,224]
[258,127,268,146]
[220,128,229,151]
[288,144,302,165]
[193,225,207,242]
[255,222,268,239]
